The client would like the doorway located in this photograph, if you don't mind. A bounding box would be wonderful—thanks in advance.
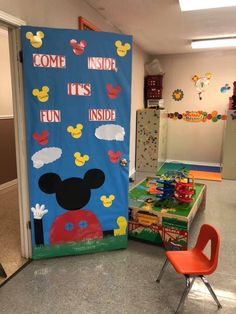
[0,12,31,285]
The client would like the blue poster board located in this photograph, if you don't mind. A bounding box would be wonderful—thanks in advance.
[21,26,132,259]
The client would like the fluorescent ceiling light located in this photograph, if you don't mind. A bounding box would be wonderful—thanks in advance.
[179,0,236,11]
[191,37,236,49]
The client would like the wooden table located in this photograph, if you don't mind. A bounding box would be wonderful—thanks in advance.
[128,177,206,250]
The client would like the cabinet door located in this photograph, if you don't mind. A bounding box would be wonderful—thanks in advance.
[157,110,168,170]
[21,26,132,259]
[136,109,159,172]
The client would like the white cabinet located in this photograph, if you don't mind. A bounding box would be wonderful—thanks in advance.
[136,109,167,173]
[222,110,236,179]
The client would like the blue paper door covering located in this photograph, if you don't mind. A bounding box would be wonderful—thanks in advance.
[21,26,132,259]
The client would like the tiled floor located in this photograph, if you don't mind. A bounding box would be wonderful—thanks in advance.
[0,185,28,285]
[0,174,236,313]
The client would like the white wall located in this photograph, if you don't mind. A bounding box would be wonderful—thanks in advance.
[0,0,148,174]
[158,50,236,165]
[0,28,13,117]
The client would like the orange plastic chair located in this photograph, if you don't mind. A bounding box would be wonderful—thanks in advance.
[156,224,222,313]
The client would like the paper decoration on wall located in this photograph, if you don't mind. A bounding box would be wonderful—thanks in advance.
[231,111,236,120]
[70,39,87,55]
[33,53,66,68]
[31,203,48,246]
[108,150,122,163]
[192,73,212,100]
[231,81,236,110]
[89,109,116,121]
[115,41,131,57]
[67,124,83,138]
[106,84,121,99]
[172,89,184,101]
[31,147,62,168]
[220,84,231,93]
[32,86,49,102]
[50,210,103,244]
[88,57,118,71]
[40,110,61,122]
[95,124,125,141]
[168,111,227,122]
[22,26,132,257]
[26,31,44,48]
[32,130,49,145]
[74,152,89,167]
[100,195,115,207]
[114,216,127,236]
[38,169,105,243]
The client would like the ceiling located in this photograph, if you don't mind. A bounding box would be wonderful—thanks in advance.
[85,0,236,55]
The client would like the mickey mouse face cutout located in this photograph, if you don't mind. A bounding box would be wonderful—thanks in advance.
[32,130,49,145]
[26,31,44,48]
[115,40,131,57]
[38,169,105,210]
[106,84,122,99]
[67,124,83,139]
[32,86,49,102]
[108,150,122,163]
[70,39,87,55]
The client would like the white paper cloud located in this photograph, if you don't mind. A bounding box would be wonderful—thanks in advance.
[95,124,125,141]
[31,147,62,169]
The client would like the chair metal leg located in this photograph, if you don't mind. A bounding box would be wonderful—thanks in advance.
[200,275,222,309]
[175,275,196,314]
[156,258,169,283]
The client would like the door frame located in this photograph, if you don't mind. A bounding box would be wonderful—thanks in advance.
[0,10,32,258]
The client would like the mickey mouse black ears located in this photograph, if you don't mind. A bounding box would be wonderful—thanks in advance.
[38,169,105,195]
[38,173,62,194]
[83,169,105,189]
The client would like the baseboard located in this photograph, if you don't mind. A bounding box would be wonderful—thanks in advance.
[129,167,136,177]
[0,179,17,191]
[165,159,221,167]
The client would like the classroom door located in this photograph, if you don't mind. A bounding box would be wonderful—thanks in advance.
[21,26,132,259]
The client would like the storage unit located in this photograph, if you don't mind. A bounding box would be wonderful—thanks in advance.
[222,110,236,179]
[136,109,168,173]
[128,177,206,250]
[145,75,163,101]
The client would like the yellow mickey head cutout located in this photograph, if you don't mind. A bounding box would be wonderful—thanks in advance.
[67,124,83,139]
[100,195,115,208]
[32,86,49,102]
[114,216,127,236]
[74,152,89,167]
[26,31,44,48]
[115,40,131,57]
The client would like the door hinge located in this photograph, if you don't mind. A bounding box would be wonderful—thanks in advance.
[19,50,23,63]
[27,220,31,230]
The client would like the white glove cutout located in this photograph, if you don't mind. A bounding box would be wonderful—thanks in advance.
[31,203,48,220]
